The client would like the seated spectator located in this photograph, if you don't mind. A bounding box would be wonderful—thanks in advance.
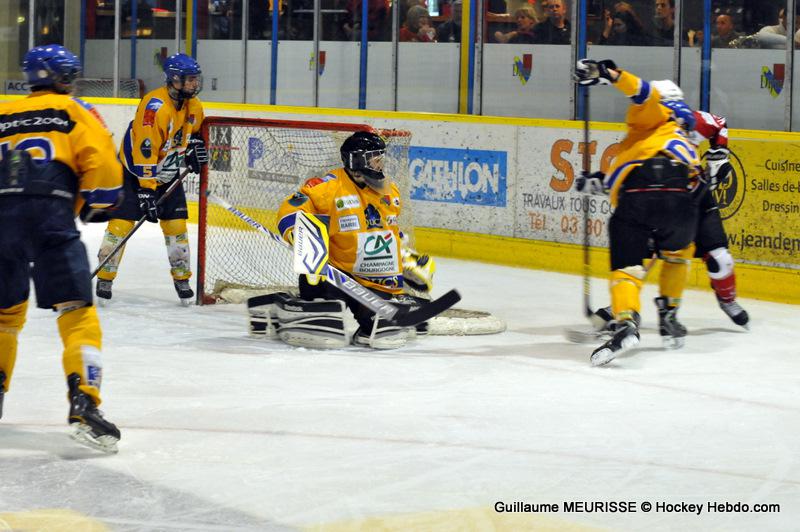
[400,5,437,42]
[711,14,741,48]
[598,3,648,46]
[437,0,462,42]
[399,0,426,27]
[494,6,538,44]
[532,0,570,44]
[756,8,800,48]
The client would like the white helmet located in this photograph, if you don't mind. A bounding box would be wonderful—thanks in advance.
[651,79,684,101]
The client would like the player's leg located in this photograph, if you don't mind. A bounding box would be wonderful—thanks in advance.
[590,208,648,366]
[33,201,119,452]
[694,194,749,327]
[96,172,140,302]
[653,193,698,348]
[157,179,193,304]
[0,199,33,418]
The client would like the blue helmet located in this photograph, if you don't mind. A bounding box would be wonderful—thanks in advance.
[652,80,696,131]
[22,45,81,91]
[163,53,203,98]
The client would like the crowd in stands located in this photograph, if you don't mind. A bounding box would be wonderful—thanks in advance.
[166,0,800,47]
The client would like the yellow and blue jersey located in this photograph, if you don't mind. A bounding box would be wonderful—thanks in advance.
[277,168,404,294]
[605,71,701,206]
[0,91,123,214]
[119,86,204,190]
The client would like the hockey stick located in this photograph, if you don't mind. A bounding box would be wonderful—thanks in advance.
[92,168,192,279]
[205,191,461,327]
[581,85,592,318]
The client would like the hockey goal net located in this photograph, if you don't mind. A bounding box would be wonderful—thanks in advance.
[196,117,415,305]
[195,116,505,336]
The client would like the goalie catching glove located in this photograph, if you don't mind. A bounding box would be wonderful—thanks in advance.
[185,134,209,174]
[400,234,436,293]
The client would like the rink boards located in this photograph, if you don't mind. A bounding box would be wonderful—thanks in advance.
[2,94,797,304]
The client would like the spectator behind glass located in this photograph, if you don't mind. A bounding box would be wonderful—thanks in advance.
[400,5,437,41]
[756,8,800,48]
[344,0,390,41]
[437,0,462,42]
[399,0,426,27]
[711,14,741,48]
[652,0,675,45]
[532,0,570,44]
[494,6,538,43]
[598,3,648,46]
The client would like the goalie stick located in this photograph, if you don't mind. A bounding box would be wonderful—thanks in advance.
[92,168,192,279]
[205,191,461,327]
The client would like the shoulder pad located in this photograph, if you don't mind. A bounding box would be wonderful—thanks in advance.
[304,173,337,188]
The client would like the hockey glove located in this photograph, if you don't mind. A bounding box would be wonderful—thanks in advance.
[185,135,209,174]
[705,147,733,190]
[79,192,125,224]
[575,171,607,195]
[574,59,617,86]
[137,187,159,223]
[402,247,436,294]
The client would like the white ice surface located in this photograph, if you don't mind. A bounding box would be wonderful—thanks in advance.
[1,222,799,531]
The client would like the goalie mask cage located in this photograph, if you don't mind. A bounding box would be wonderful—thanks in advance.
[196,117,415,306]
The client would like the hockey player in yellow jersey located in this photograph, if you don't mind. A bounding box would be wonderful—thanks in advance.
[96,53,208,305]
[0,45,123,452]
[272,131,435,349]
[574,59,701,366]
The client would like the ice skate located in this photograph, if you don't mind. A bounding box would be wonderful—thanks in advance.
[655,297,686,349]
[96,279,113,306]
[718,298,749,329]
[174,279,194,306]
[590,319,640,366]
[67,374,120,454]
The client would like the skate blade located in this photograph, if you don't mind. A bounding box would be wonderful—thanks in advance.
[590,347,617,366]
[591,335,640,367]
[70,423,119,454]
[179,297,193,307]
[96,298,111,308]
[565,328,609,344]
[662,335,685,349]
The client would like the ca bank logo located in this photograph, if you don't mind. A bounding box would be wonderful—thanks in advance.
[761,63,784,98]
[409,146,507,206]
[713,149,746,221]
[513,54,532,85]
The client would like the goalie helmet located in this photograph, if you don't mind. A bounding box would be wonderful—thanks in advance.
[341,131,388,192]
[163,53,203,99]
[22,45,81,93]
[652,79,696,131]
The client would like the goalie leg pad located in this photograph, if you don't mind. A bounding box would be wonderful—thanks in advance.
[246,292,293,338]
[353,319,409,350]
[274,295,350,349]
